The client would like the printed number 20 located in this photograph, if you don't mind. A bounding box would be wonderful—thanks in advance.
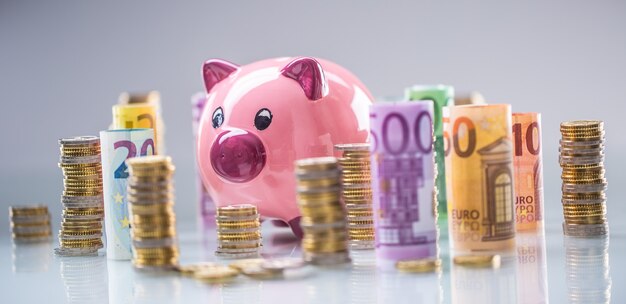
[113,139,155,178]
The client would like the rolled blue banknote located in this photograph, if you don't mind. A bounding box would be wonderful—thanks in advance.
[100,128,155,260]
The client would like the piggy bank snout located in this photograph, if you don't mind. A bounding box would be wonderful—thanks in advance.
[210,130,266,183]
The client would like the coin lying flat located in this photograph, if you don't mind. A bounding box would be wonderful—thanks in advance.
[453,254,501,268]
[396,258,442,273]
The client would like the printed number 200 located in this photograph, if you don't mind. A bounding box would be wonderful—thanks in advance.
[114,139,155,179]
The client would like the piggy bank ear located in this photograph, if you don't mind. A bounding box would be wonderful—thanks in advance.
[281,57,328,101]
[203,59,239,93]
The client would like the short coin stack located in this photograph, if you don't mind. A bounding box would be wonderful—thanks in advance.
[335,143,375,249]
[215,204,262,258]
[56,136,104,256]
[126,155,179,270]
[295,157,351,265]
[559,120,608,237]
[9,205,52,242]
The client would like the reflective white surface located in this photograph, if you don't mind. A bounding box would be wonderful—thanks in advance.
[1,218,624,303]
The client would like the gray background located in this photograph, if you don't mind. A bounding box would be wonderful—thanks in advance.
[0,0,624,301]
[3,0,625,224]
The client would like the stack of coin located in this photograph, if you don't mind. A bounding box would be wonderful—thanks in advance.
[295,157,351,265]
[56,136,104,256]
[126,155,179,270]
[215,204,262,258]
[335,143,375,249]
[9,205,52,242]
[559,120,608,237]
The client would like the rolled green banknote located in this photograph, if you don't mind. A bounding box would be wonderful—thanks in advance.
[405,85,454,219]
[100,128,155,260]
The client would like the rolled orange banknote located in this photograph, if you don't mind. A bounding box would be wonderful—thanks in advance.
[445,104,516,252]
[512,113,544,231]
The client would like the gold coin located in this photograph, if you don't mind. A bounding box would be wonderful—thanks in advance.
[228,258,264,271]
[347,219,374,226]
[60,229,102,236]
[453,255,501,268]
[59,162,102,169]
[297,193,341,204]
[13,231,52,238]
[133,257,178,266]
[396,258,441,273]
[295,157,338,171]
[128,176,170,184]
[560,120,603,129]
[299,203,345,214]
[562,192,605,200]
[217,231,261,239]
[564,216,605,225]
[297,178,340,189]
[9,206,49,216]
[302,242,348,253]
[63,191,103,197]
[216,204,258,217]
[60,239,103,248]
[126,155,172,166]
[560,163,603,170]
[300,214,346,226]
[134,247,179,256]
[132,228,176,239]
[63,208,104,215]
[193,266,239,283]
[176,262,218,275]
[304,228,348,238]
[130,203,173,215]
[349,234,374,241]
[347,209,374,217]
[11,221,51,228]
[218,242,261,250]
[216,220,260,229]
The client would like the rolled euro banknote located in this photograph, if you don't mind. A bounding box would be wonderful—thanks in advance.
[370,101,437,270]
[192,92,215,223]
[112,103,158,154]
[100,128,155,260]
[512,113,544,231]
[405,85,454,219]
[445,104,516,252]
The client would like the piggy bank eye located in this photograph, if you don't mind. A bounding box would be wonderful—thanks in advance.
[212,107,224,128]
[254,108,272,131]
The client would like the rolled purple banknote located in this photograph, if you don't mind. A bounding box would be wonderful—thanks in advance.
[192,93,215,224]
[369,101,437,270]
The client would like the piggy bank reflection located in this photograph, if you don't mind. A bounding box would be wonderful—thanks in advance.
[197,57,372,237]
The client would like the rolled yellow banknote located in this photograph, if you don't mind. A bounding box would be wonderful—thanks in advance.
[512,113,544,231]
[445,104,516,252]
[117,91,166,154]
[112,104,158,154]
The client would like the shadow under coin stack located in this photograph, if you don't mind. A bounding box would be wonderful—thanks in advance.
[56,136,104,256]
[126,155,179,270]
[335,144,375,250]
[9,205,52,242]
[295,157,351,265]
[215,204,262,258]
[559,120,608,237]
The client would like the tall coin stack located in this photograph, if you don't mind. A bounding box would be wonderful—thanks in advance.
[215,204,262,258]
[56,136,104,256]
[295,157,351,265]
[126,155,179,270]
[559,120,608,237]
[9,205,52,242]
[335,144,375,249]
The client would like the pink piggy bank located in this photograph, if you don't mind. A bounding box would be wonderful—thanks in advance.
[197,57,373,237]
